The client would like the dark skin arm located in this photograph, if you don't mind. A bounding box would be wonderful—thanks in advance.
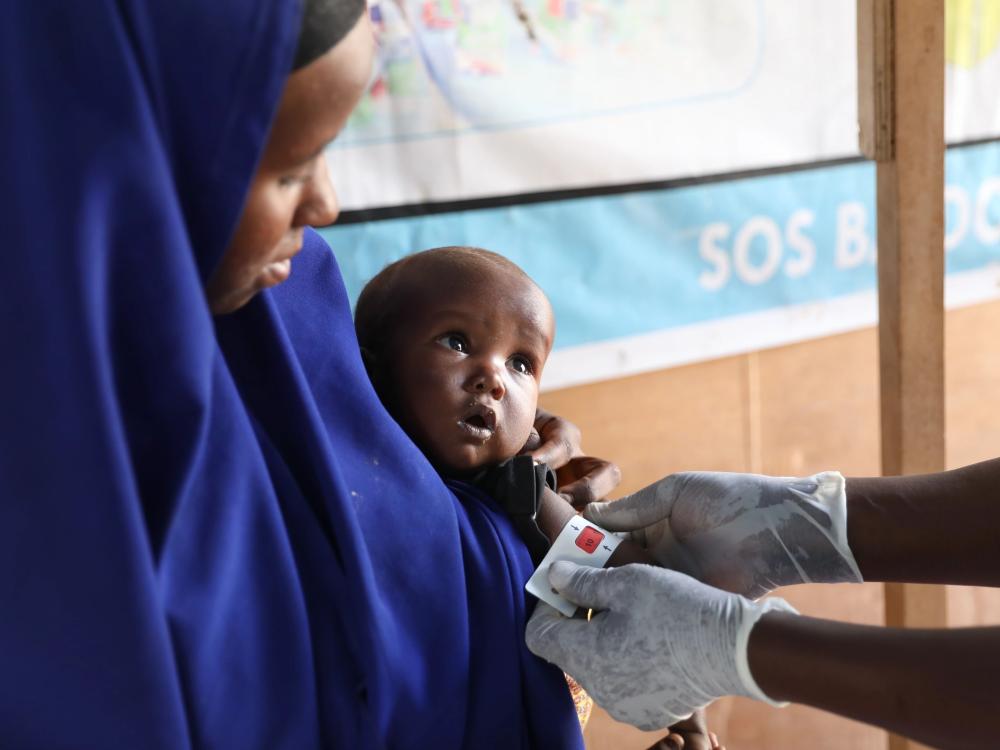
[745,458,1000,750]
[749,614,1000,750]
[847,457,1000,586]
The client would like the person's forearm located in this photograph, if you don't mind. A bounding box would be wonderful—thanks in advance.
[748,612,1000,750]
[847,458,1000,586]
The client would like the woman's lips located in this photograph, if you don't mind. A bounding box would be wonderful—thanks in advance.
[259,257,292,287]
[258,236,303,288]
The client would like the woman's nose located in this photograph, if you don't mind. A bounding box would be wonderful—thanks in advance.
[466,361,505,401]
[296,157,339,227]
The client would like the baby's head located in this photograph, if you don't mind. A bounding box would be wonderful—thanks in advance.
[356,246,554,477]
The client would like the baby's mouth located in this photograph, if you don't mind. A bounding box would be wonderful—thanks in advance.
[458,404,497,441]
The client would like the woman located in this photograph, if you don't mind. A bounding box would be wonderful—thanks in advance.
[1,1,615,747]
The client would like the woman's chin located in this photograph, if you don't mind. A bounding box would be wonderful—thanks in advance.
[208,261,295,315]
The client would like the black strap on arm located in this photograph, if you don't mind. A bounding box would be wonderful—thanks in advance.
[475,455,556,567]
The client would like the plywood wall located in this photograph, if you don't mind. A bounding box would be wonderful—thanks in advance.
[538,299,1000,750]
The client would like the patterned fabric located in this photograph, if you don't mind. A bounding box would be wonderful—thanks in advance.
[565,673,594,731]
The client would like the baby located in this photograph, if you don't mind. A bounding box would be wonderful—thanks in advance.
[354,246,723,750]
[355,245,553,481]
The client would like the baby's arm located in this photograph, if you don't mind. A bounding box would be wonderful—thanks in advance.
[536,486,656,567]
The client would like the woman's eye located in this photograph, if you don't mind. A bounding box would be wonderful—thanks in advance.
[436,334,467,353]
[508,356,532,375]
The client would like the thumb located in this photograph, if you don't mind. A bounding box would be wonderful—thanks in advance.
[525,601,588,666]
[548,561,621,610]
[583,474,682,531]
[527,437,573,470]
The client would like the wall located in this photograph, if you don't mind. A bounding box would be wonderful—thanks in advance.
[537,299,1000,749]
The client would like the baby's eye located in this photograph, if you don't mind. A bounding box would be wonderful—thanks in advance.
[436,333,468,353]
[508,355,533,375]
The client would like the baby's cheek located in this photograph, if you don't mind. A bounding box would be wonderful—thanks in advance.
[502,406,537,457]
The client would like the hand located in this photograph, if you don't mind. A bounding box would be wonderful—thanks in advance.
[525,562,794,730]
[525,407,582,468]
[652,709,726,750]
[584,471,862,599]
[552,455,621,510]
[526,408,621,508]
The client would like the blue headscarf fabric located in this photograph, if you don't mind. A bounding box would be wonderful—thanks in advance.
[0,2,583,748]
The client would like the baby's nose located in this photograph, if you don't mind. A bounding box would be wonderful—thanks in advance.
[470,364,505,400]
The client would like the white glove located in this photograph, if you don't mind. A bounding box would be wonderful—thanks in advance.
[525,561,796,730]
[584,471,862,599]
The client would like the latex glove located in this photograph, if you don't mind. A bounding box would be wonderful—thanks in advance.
[584,471,862,599]
[526,562,796,731]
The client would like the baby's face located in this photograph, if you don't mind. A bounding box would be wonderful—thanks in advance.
[384,266,554,476]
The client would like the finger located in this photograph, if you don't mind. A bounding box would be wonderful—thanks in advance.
[547,561,621,610]
[554,455,616,486]
[519,428,542,454]
[649,734,684,750]
[583,474,683,531]
[559,460,622,508]
[527,435,575,470]
[666,713,710,749]
[524,602,589,667]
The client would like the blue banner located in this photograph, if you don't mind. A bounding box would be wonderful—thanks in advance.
[324,142,1000,357]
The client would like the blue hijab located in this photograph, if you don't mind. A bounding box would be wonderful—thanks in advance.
[0,2,581,748]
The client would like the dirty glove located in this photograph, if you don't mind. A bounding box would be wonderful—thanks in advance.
[526,562,796,730]
[584,471,862,599]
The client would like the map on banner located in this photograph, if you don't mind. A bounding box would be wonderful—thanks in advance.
[343,0,760,145]
[947,0,1000,140]
[328,0,859,209]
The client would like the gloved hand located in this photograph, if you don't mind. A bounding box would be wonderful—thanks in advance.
[584,471,863,599]
[525,561,796,730]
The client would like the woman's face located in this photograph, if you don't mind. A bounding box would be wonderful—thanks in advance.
[206,15,374,315]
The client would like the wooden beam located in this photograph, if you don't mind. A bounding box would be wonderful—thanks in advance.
[859,1,947,749]
[857,0,895,160]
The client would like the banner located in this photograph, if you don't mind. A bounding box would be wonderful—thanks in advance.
[328,0,858,208]
[323,141,1000,390]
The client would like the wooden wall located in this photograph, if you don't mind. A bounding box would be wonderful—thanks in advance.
[538,299,1000,750]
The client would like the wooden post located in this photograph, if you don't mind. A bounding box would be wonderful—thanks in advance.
[858,2,946,749]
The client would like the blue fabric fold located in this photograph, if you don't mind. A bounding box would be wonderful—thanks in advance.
[0,2,583,748]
